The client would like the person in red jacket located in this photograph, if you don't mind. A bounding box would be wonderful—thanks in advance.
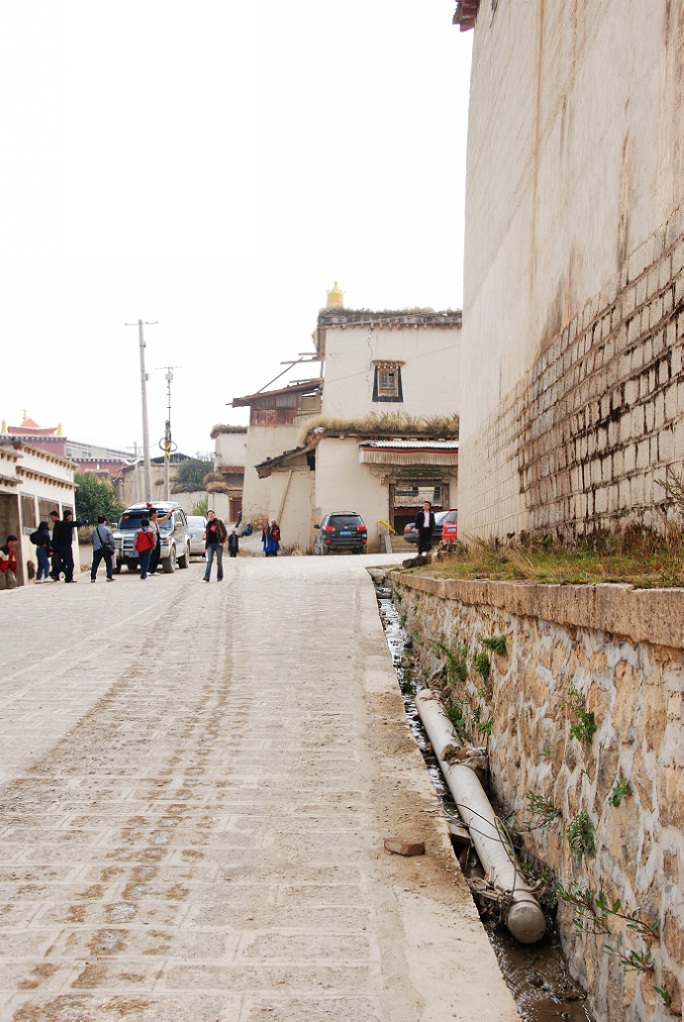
[135,518,157,580]
[0,535,18,590]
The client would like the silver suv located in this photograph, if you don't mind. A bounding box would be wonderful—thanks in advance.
[113,502,191,574]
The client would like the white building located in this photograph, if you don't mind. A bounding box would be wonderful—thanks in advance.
[251,290,461,552]
[0,442,79,586]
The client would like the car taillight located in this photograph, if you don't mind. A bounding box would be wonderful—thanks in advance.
[357,524,367,532]
[323,525,335,532]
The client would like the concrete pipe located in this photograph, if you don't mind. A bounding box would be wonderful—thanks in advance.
[415,688,546,945]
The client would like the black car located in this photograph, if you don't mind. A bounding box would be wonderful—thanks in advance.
[313,512,368,554]
[403,510,448,545]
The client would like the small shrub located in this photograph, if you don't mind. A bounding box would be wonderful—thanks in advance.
[608,777,631,808]
[481,635,507,656]
[565,811,596,860]
[472,650,490,680]
[563,687,597,743]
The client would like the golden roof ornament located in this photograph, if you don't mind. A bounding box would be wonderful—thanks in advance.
[326,281,344,309]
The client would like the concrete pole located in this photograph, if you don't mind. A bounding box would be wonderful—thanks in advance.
[138,321,152,500]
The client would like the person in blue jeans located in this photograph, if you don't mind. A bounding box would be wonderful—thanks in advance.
[31,522,52,582]
[135,518,156,579]
[91,515,116,582]
[203,510,227,581]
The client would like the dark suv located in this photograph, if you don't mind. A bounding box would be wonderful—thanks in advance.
[313,512,368,554]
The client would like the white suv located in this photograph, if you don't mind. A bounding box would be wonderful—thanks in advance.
[113,502,191,574]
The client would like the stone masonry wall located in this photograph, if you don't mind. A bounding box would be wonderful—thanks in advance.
[393,571,683,1021]
[460,210,684,541]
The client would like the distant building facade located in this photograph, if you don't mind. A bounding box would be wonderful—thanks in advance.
[0,441,78,586]
[1,414,131,484]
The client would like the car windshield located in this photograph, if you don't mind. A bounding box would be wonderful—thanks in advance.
[188,516,205,527]
[443,510,458,523]
[117,514,147,530]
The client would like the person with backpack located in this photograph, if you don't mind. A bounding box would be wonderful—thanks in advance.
[203,510,228,581]
[134,517,157,580]
[30,522,52,583]
[90,515,116,583]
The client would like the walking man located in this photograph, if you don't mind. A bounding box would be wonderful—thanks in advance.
[52,510,87,582]
[203,510,227,581]
[228,530,239,558]
[91,515,116,583]
[415,500,436,556]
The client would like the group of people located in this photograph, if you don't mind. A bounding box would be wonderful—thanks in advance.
[261,521,281,557]
[2,506,284,590]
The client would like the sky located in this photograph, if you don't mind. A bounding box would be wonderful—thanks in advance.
[1,2,472,459]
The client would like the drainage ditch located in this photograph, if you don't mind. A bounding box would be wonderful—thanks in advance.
[375,577,593,1022]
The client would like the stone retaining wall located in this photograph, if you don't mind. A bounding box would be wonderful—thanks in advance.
[393,571,683,1021]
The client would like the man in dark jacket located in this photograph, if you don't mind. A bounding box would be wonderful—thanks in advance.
[52,510,87,583]
[415,501,436,555]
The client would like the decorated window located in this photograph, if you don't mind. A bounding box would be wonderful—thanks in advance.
[372,361,403,402]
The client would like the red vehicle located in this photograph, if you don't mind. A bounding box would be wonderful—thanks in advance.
[441,508,459,542]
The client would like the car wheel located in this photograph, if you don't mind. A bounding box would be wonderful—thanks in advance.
[178,542,189,569]
[163,546,177,573]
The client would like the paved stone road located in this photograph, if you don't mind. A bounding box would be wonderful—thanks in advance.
[0,556,519,1021]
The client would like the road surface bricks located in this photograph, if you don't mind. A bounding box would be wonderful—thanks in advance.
[0,554,519,1021]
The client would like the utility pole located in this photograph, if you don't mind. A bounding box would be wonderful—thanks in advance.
[158,366,180,501]
[125,319,157,500]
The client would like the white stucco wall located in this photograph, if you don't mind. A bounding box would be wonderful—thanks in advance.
[321,323,460,421]
[214,430,247,469]
[241,424,304,525]
[459,0,683,539]
[265,465,315,552]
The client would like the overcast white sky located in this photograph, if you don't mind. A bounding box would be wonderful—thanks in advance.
[1,2,472,458]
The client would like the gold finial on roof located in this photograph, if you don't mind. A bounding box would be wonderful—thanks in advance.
[326,281,344,309]
[1,420,6,434]
[57,422,63,436]
[22,408,27,422]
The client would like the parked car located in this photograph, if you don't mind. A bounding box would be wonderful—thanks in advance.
[441,508,459,542]
[187,515,207,557]
[112,502,191,574]
[403,510,449,545]
[313,512,368,554]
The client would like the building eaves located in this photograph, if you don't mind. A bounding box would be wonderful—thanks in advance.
[359,440,460,451]
[231,379,321,408]
[255,445,310,479]
[452,0,480,31]
[210,424,249,439]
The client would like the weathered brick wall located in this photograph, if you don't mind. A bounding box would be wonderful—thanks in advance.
[461,216,684,540]
[458,0,683,541]
[393,571,683,1020]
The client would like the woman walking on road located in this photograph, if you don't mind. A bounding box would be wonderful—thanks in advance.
[203,510,227,582]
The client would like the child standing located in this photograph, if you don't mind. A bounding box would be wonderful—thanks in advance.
[135,517,157,579]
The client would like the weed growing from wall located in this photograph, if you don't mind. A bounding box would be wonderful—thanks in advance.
[563,688,597,743]
[565,811,596,860]
[608,777,631,808]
